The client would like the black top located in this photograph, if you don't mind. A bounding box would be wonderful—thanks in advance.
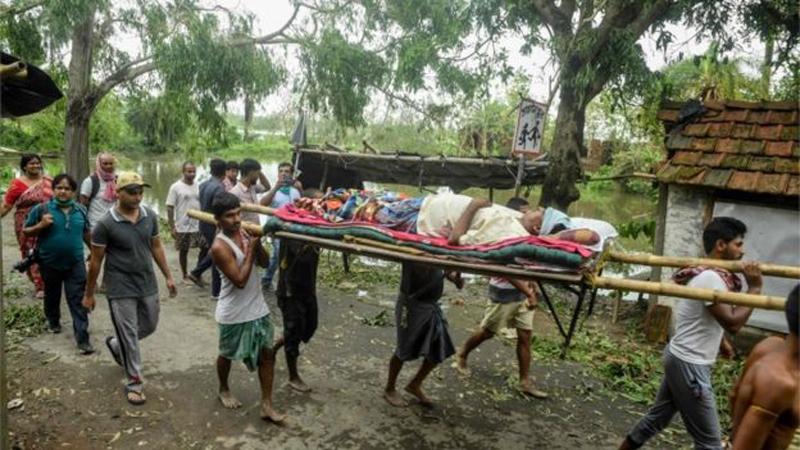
[276,240,320,299]
[399,262,444,303]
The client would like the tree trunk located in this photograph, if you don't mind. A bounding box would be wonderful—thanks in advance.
[243,95,254,142]
[539,87,586,211]
[64,9,95,181]
[761,35,773,99]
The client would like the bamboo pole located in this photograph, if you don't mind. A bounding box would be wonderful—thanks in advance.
[296,147,550,167]
[593,276,786,310]
[239,203,276,216]
[608,251,800,279]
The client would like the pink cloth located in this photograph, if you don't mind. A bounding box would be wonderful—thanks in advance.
[273,205,593,257]
[95,153,117,202]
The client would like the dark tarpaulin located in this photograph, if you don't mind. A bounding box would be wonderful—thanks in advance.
[294,147,548,191]
[1,53,63,118]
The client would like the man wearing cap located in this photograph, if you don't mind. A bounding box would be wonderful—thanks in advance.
[82,171,177,406]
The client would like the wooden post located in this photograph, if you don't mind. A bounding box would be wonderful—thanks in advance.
[319,161,329,191]
[489,187,494,202]
[513,153,525,197]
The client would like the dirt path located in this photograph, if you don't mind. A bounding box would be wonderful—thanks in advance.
[2,214,685,449]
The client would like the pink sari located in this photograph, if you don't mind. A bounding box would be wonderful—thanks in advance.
[5,177,52,291]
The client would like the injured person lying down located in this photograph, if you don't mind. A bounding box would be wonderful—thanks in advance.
[292,191,615,249]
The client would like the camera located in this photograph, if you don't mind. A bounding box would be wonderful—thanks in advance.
[13,249,38,273]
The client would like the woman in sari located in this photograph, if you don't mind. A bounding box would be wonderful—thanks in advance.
[1,153,53,297]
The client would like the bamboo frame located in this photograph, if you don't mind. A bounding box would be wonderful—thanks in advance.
[608,251,800,279]
[593,276,785,311]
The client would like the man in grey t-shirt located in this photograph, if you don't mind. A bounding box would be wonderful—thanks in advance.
[619,217,762,450]
[82,171,177,406]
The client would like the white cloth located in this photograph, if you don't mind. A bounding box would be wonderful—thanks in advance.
[569,217,618,252]
[165,179,200,233]
[668,270,728,365]
[79,176,116,227]
[214,233,269,325]
[270,187,301,209]
[416,193,528,245]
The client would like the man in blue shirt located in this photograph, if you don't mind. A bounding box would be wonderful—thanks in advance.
[188,158,227,298]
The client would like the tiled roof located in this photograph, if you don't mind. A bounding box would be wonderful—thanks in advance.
[656,100,799,196]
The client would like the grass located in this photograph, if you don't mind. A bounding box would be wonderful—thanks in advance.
[210,136,293,162]
[317,250,401,290]
[4,303,46,337]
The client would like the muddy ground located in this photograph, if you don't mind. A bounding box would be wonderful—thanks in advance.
[2,213,690,450]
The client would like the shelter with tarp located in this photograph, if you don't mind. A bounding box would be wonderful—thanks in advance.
[292,144,550,193]
[653,99,800,333]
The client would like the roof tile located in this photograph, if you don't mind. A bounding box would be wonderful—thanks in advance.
[748,157,775,172]
[656,163,681,182]
[786,176,800,196]
[684,123,710,137]
[698,153,726,167]
[727,171,759,191]
[666,133,693,150]
[672,151,702,165]
[781,126,799,141]
[702,169,733,188]
[716,138,742,153]
[755,125,783,140]
[765,141,795,157]
[731,124,754,139]
[747,111,768,124]
[725,100,759,109]
[683,168,708,185]
[754,173,790,195]
[740,140,765,154]
[675,166,705,183]
[774,158,800,174]
[723,109,749,122]
[691,138,717,152]
[708,122,733,137]
[720,154,752,170]
[766,110,798,125]
[704,100,725,111]
[763,100,799,111]
[656,110,680,122]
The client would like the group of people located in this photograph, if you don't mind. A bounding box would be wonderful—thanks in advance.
[2,154,797,447]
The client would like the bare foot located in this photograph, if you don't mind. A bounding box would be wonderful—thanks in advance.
[260,403,286,424]
[452,351,470,376]
[273,336,285,353]
[383,389,408,407]
[288,378,312,393]
[219,390,242,409]
[519,380,548,399]
[404,384,434,408]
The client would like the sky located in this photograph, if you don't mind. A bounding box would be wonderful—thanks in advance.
[122,1,765,118]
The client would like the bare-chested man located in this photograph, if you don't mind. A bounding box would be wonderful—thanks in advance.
[210,192,285,423]
[729,285,799,450]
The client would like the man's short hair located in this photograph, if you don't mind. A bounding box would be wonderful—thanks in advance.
[702,217,747,254]
[182,161,195,171]
[240,158,261,177]
[506,197,529,211]
[211,192,240,218]
[209,158,226,177]
[787,285,799,336]
[278,161,293,171]
[226,160,239,170]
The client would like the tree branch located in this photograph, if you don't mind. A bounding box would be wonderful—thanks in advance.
[531,0,572,35]
[0,0,45,18]
[93,57,156,100]
[583,0,673,64]
[240,3,301,45]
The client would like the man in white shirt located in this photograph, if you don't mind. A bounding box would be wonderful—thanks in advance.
[619,217,763,450]
[79,152,117,229]
[166,162,202,282]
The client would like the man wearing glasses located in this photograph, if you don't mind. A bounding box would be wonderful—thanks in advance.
[82,171,177,406]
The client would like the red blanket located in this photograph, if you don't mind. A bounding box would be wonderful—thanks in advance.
[274,205,593,258]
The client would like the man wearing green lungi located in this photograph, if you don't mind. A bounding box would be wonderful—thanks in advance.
[209,192,285,423]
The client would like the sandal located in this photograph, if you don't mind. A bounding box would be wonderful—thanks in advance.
[126,390,146,405]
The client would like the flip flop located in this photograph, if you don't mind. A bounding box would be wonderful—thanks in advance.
[126,390,146,405]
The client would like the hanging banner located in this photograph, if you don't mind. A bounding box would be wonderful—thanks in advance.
[512,99,547,156]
